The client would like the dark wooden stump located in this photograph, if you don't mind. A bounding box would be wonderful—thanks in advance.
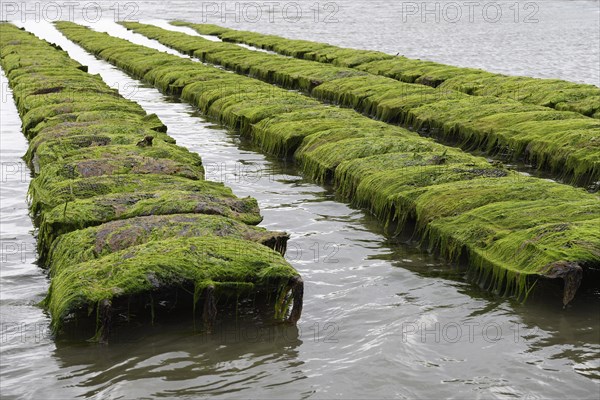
[286,276,304,324]
[544,261,583,307]
[203,285,217,333]
[98,298,112,344]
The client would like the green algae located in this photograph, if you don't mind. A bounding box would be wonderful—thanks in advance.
[30,139,204,176]
[174,22,600,119]
[19,98,145,137]
[30,155,203,197]
[46,236,299,331]
[47,214,289,276]
[206,91,319,134]
[25,123,175,168]
[297,133,437,183]
[121,22,600,185]
[38,188,262,260]
[171,21,232,35]
[29,174,210,214]
[405,177,594,231]
[0,22,301,337]
[313,76,599,184]
[427,207,600,304]
[53,21,600,306]
[251,106,369,156]
[438,74,600,118]
[25,111,168,142]
[348,161,506,225]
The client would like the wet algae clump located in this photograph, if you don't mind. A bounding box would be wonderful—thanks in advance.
[47,236,298,342]
[0,23,302,341]
[125,22,600,185]
[54,21,600,306]
[47,214,290,276]
[173,21,600,119]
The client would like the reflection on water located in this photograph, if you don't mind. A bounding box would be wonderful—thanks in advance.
[52,314,304,399]
[0,15,598,399]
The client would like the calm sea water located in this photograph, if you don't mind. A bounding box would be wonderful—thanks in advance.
[0,1,599,399]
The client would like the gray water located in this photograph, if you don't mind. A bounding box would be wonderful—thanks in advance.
[0,3,599,400]
[1,0,598,85]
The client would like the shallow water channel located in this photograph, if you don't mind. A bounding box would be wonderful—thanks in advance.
[0,16,598,400]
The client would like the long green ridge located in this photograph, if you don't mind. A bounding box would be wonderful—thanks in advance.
[173,21,600,120]
[55,21,600,306]
[0,23,302,339]
[123,22,600,186]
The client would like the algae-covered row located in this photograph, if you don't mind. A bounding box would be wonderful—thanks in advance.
[0,23,302,341]
[119,22,600,187]
[172,21,600,120]
[55,21,600,306]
